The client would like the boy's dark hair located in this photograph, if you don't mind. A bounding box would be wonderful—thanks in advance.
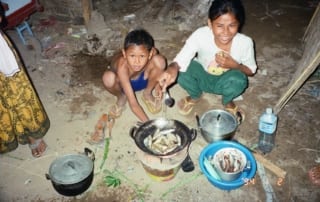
[124,29,154,51]
[208,0,245,30]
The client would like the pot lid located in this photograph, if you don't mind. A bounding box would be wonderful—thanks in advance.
[200,110,237,133]
[49,154,93,184]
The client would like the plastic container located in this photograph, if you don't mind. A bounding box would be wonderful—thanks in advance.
[258,108,278,153]
[199,141,257,191]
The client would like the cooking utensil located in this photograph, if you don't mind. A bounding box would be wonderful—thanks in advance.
[197,109,238,143]
[130,118,197,156]
[130,118,197,181]
[181,154,194,172]
[164,91,174,107]
[46,148,95,196]
[162,91,174,118]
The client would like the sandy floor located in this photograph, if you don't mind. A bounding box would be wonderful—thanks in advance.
[1,0,320,201]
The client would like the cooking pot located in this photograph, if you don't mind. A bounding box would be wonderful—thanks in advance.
[130,118,197,181]
[46,148,95,196]
[130,118,197,157]
[197,109,238,143]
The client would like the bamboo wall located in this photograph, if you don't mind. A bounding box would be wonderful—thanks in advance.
[274,4,320,114]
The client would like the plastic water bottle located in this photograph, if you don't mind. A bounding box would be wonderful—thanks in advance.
[258,108,278,153]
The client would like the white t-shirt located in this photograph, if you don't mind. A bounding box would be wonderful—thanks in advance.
[173,26,257,74]
[0,33,20,77]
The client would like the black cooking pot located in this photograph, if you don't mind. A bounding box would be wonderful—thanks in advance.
[130,118,197,156]
[46,148,95,196]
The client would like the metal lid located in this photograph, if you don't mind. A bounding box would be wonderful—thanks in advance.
[49,154,93,184]
[200,109,238,134]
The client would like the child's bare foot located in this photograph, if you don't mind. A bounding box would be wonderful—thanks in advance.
[109,95,126,118]
[153,84,163,98]
[117,94,127,107]
[225,102,245,124]
[177,96,199,115]
[142,93,162,114]
[28,137,47,158]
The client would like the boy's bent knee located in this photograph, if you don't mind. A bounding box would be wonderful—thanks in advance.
[151,54,167,71]
[102,71,116,87]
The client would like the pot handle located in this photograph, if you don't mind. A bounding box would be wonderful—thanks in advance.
[195,115,201,129]
[84,147,95,161]
[45,173,51,180]
[190,128,197,141]
[129,126,138,139]
[129,121,143,139]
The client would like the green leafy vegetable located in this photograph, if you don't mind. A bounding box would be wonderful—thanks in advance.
[100,137,110,170]
[104,175,121,187]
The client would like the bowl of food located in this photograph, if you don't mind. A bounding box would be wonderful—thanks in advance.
[211,147,247,181]
[199,141,257,190]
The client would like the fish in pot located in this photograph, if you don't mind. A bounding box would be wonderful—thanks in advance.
[130,118,197,181]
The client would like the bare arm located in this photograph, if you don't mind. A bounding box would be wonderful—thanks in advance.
[158,62,180,91]
[117,61,149,122]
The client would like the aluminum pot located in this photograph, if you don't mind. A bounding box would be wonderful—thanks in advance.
[197,109,238,143]
[46,148,95,196]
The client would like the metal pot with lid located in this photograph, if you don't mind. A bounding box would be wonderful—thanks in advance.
[46,148,95,196]
[197,109,238,143]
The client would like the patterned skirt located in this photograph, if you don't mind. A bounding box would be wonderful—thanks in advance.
[0,34,50,154]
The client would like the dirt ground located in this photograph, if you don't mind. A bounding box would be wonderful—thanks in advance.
[1,0,320,201]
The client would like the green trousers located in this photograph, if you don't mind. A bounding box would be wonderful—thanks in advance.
[177,60,248,105]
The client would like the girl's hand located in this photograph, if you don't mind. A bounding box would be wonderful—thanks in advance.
[158,62,179,92]
[215,51,254,76]
[215,51,239,69]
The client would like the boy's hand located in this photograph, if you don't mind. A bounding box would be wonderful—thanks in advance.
[158,62,179,92]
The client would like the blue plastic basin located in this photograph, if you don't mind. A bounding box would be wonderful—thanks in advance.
[199,141,257,190]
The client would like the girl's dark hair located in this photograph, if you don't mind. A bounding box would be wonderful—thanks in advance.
[124,29,154,51]
[0,3,8,29]
[208,0,245,30]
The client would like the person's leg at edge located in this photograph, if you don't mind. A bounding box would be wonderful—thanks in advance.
[28,136,47,158]
[213,70,248,123]
[102,70,127,117]
[177,60,204,114]
[142,55,166,112]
